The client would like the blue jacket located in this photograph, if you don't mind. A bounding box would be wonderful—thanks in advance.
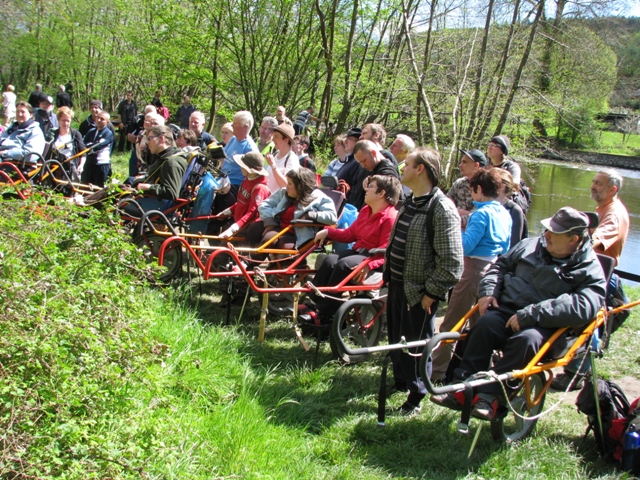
[463,200,511,257]
[258,188,337,247]
[0,119,46,162]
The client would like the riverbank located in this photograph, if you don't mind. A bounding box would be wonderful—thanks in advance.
[539,148,640,170]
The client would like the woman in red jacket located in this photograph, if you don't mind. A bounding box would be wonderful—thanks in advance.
[303,174,402,324]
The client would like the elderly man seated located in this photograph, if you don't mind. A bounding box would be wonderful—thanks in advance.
[430,206,606,421]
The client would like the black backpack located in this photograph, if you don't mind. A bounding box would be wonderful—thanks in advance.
[576,378,630,461]
[512,180,531,214]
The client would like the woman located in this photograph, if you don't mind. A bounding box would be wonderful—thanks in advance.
[0,101,45,166]
[264,123,299,192]
[46,106,86,181]
[323,135,347,177]
[430,168,512,383]
[220,122,234,146]
[302,175,401,325]
[247,168,336,257]
[496,169,528,248]
[2,85,16,127]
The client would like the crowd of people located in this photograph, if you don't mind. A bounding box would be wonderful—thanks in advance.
[0,84,631,420]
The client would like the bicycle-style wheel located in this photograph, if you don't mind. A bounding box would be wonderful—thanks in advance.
[490,372,546,443]
[330,299,385,364]
[133,233,183,282]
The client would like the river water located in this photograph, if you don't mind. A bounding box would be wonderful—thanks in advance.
[524,160,640,278]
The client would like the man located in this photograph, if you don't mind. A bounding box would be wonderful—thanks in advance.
[28,84,44,109]
[431,207,606,420]
[385,147,463,415]
[257,116,277,155]
[128,125,188,213]
[56,85,73,108]
[552,169,630,391]
[348,140,400,209]
[176,95,197,129]
[189,111,216,150]
[79,100,116,150]
[215,110,259,211]
[82,110,114,187]
[34,96,59,137]
[117,91,138,152]
[275,105,293,126]
[487,134,520,184]
[388,134,415,163]
[360,123,397,166]
[446,149,488,226]
[293,106,322,135]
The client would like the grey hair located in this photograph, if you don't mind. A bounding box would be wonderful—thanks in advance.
[395,134,415,154]
[598,168,623,193]
[261,116,278,129]
[190,111,206,123]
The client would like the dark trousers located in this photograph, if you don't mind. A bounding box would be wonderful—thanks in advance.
[81,162,111,188]
[309,250,366,319]
[459,306,556,396]
[118,125,133,152]
[387,281,438,406]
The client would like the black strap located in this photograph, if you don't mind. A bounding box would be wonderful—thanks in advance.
[377,354,391,426]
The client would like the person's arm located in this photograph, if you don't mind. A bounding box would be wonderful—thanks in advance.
[258,188,284,225]
[302,193,337,225]
[461,209,487,255]
[591,215,620,251]
[235,184,270,229]
[141,158,186,200]
[22,127,46,159]
[366,213,397,271]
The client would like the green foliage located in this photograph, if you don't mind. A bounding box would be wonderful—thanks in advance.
[2,193,640,478]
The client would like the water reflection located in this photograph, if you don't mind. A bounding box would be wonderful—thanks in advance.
[524,160,640,277]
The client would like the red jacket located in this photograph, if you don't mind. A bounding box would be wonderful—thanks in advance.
[325,204,397,270]
[231,176,270,229]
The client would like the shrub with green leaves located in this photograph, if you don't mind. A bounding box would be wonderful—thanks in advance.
[0,196,158,477]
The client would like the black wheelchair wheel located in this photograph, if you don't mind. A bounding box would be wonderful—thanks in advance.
[133,233,183,282]
[329,299,384,364]
[490,372,546,443]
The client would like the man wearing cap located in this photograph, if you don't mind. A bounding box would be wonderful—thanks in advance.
[487,134,521,184]
[34,96,59,137]
[388,134,415,163]
[431,206,606,421]
[447,148,488,227]
[384,147,463,416]
[214,152,271,239]
[348,140,401,210]
[335,127,361,184]
[264,123,299,192]
[257,116,277,156]
[552,168,630,391]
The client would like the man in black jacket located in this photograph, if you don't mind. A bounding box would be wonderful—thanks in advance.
[348,140,401,209]
[431,207,606,421]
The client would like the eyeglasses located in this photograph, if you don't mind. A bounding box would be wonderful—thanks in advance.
[147,135,161,141]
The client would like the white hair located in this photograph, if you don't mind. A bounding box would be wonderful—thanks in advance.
[190,111,206,123]
[146,112,165,125]
[395,134,415,155]
[234,110,254,130]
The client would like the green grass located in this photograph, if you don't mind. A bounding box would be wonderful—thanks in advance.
[1,196,639,478]
[590,131,640,157]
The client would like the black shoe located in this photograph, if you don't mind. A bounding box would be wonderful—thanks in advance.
[551,372,584,392]
[396,401,422,417]
[430,392,462,411]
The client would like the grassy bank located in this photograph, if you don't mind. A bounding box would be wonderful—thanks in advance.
[1,194,639,478]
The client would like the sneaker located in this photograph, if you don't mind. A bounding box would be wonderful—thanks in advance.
[430,392,462,411]
[551,372,584,392]
[471,394,499,421]
[397,401,422,417]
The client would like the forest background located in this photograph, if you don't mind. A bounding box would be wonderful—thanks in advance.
[1,0,639,179]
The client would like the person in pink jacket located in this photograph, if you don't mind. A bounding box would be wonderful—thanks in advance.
[303,175,402,324]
